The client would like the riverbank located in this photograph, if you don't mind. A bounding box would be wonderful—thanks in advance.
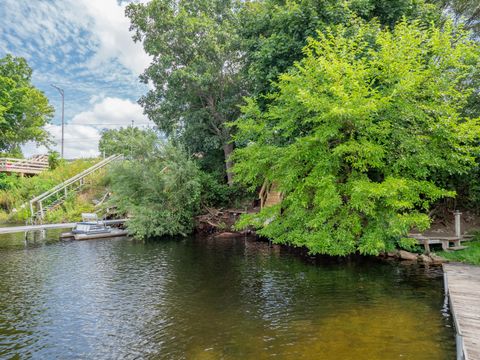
[438,240,480,265]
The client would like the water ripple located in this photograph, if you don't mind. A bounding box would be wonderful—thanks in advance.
[0,234,455,359]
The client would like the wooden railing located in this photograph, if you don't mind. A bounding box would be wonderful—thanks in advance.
[0,155,49,175]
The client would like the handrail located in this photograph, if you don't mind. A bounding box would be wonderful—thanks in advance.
[28,154,122,223]
[30,154,121,204]
[0,157,48,163]
[0,157,49,174]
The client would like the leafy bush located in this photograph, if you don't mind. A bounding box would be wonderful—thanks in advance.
[108,142,201,239]
[0,173,18,191]
[48,151,62,170]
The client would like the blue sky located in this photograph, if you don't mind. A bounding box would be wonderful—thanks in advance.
[0,0,154,158]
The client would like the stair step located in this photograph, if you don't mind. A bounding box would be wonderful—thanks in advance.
[446,246,468,251]
[28,154,121,223]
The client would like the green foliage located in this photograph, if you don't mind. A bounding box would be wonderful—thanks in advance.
[438,238,480,265]
[44,194,96,224]
[126,0,246,184]
[48,151,62,170]
[198,171,232,207]
[232,20,480,256]
[436,0,480,35]
[0,55,53,153]
[0,173,18,191]
[108,142,202,239]
[98,127,160,159]
[199,171,255,208]
[0,159,97,220]
[239,0,440,100]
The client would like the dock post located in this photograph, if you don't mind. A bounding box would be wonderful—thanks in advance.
[39,201,44,223]
[29,201,34,222]
[454,210,462,239]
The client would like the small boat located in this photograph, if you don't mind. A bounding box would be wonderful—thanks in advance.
[61,213,128,241]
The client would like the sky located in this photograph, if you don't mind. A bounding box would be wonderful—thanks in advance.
[0,0,155,158]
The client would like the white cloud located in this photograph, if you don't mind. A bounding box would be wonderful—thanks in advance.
[2,0,154,159]
[77,0,151,75]
[22,97,153,159]
[71,96,152,128]
[1,0,150,77]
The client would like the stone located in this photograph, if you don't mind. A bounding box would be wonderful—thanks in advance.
[429,254,448,264]
[387,251,398,258]
[398,250,418,261]
[419,254,433,264]
[214,232,242,239]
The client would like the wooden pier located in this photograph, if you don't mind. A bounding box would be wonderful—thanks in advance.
[444,263,480,360]
[0,219,126,235]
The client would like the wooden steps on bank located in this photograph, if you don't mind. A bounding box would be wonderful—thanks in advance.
[443,263,480,360]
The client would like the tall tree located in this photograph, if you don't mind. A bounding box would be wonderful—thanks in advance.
[0,55,53,155]
[232,20,480,255]
[239,0,440,100]
[126,0,245,186]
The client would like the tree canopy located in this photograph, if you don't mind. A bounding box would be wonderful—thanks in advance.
[239,0,440,100]
[126,0,245,185]
[232,20,480,255]
[98,126,160,159]
[0,55,53,155]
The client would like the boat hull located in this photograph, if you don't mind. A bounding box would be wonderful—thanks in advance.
[61,229,129,241]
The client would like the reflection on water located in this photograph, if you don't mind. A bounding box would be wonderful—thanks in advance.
[0,231,455,359]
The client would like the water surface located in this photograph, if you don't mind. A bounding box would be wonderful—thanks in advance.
[0,232,455,359]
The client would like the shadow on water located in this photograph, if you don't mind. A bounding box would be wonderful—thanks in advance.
[0,231,455,359]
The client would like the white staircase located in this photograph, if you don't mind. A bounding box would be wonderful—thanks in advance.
[28,154,122,224]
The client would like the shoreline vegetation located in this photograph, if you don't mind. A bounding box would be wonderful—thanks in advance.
[1,0,479,266]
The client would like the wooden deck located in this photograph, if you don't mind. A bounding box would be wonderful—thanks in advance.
[0,155,49,175]
[443,263,480,360]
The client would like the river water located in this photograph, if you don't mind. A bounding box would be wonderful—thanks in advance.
[0,231,455,359]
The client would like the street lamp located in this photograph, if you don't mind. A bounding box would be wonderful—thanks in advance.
[51,84,64,158]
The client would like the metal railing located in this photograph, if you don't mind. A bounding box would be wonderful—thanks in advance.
[28,154,122,223]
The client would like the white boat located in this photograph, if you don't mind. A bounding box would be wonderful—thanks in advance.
[61,213,128,240]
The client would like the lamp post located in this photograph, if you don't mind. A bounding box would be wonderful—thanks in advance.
[51,84,64,158]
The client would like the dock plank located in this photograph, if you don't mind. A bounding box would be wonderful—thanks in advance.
[444,263,480,360]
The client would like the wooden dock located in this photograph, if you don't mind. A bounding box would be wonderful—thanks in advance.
[0,219,126,235]
[0,155,49,175]
[443,263,480,360]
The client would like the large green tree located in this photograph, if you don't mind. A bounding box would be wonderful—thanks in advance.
[0,55,53,155]
[232,20,480,255]
[239,0,440,100]
[126,0,245,185]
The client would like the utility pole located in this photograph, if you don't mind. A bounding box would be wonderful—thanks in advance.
[51,84,65,158]
[131,119,134,159]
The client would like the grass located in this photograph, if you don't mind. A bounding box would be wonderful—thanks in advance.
[0,158,109,223]
[437,236,480,266]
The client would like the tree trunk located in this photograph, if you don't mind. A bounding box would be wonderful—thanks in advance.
[223,142,234,186]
